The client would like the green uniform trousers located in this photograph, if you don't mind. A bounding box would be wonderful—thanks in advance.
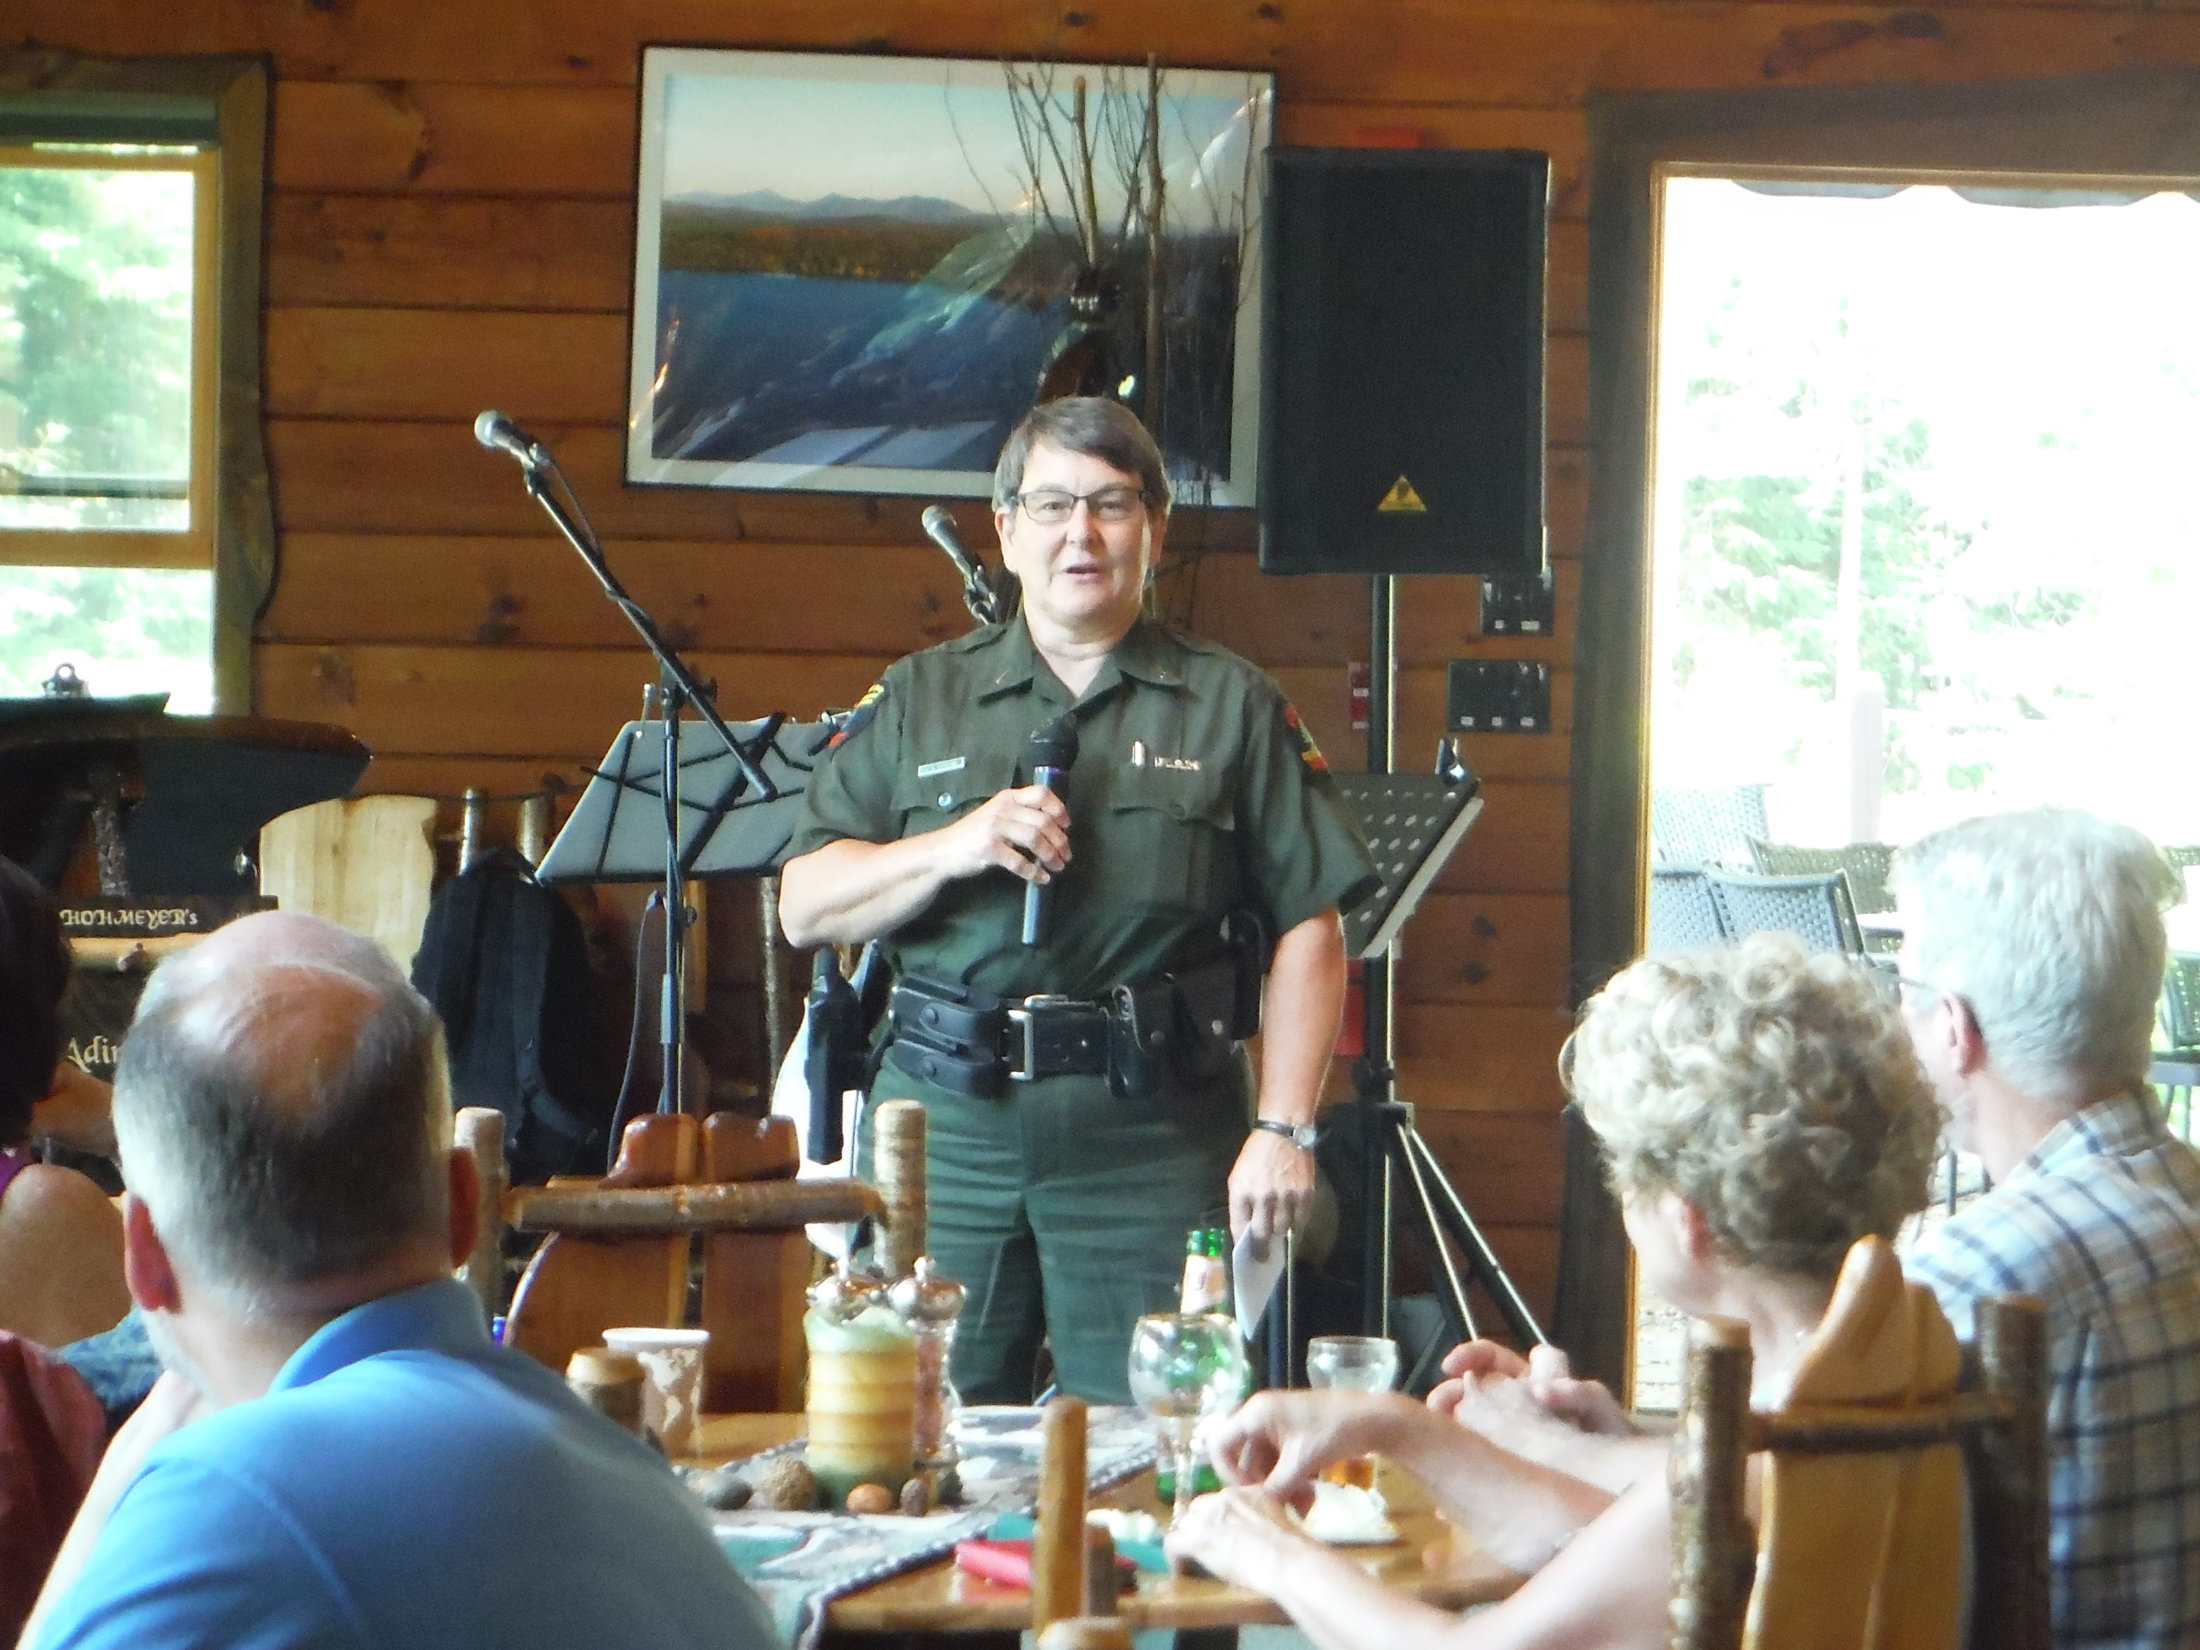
[866,1051,1249,1405]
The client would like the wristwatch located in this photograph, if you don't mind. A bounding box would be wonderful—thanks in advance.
[1251,1118,1318,1150]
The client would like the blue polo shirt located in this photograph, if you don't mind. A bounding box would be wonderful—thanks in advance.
[32,1278,780,1650]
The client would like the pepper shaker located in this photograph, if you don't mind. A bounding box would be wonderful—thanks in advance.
[889,1255,968,1467]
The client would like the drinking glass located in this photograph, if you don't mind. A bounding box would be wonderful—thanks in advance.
[1305,1334,1399,1489]
[1127,1312,1249,1528]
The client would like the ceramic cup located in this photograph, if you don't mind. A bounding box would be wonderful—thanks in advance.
[601,1326,711,1457]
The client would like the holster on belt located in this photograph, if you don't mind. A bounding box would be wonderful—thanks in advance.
[1106,977,1174,1101]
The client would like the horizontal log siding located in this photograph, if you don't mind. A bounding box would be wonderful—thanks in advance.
[18,0,2173,1337]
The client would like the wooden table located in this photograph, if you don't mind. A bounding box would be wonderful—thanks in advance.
[696,1414,1524,1639]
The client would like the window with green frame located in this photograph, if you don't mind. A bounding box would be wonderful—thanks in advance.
[0,53,272,715]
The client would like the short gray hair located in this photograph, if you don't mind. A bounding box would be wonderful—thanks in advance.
[1568,932,1941,1280]
[115,951,452,1299]
[991,397,1171,514]
[1893,808,2179,1107]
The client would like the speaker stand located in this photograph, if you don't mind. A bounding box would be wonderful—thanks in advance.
[1352,574,1545,1353]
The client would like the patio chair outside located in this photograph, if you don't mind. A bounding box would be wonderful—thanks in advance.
[2154,953,2200,1139]
[1704,869,1865,958]
[1748,839,1896,914]
[1650,783,1769,868]
[1648,865,1727,955]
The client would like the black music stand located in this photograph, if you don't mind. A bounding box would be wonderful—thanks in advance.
[537,714,832,1147]
[536,716,831,887]
[1263,757,1545,1388]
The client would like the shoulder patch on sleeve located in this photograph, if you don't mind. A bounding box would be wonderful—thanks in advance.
[827,682,886,748]
[1282,701,1329,772]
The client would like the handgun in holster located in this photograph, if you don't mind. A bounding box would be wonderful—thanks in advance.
[803,941,892,1162]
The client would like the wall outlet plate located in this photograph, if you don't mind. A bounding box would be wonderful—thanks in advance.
[1479,568,1556,636]
[1447,659,1552,733]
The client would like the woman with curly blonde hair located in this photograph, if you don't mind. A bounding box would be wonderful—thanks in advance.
[1166,931,1944,1650]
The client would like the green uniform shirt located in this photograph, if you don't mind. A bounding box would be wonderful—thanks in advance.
[789,614,1379,998]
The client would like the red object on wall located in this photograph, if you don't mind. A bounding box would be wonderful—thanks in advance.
[1348,660,1371,733]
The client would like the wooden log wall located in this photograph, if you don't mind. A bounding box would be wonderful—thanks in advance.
[22,0,2198,1333]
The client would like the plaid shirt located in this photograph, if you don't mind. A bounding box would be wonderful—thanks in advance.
[1907,1089,2200,1650]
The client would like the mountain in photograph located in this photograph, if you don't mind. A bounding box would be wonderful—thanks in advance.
[670,189,993,225]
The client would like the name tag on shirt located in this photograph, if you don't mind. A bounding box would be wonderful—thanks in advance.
[1129,741,1199,772]
[916,756,966,779]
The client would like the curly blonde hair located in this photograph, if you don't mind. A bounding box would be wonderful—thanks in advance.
[1567,931,1941,1280]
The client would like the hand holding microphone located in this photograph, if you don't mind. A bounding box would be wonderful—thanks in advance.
[1021,715,1079,947]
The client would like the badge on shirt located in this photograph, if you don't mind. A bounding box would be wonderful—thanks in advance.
[828,682,885,748]
[916,756,966,779]
[1283,702,1329,772]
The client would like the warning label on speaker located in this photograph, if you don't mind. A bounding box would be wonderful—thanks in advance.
[1377,475,1428,513]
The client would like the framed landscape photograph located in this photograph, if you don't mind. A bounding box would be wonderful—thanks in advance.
[626,47,1274,504]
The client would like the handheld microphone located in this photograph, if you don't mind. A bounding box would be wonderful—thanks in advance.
[921,504,1001,625]
[474,409,546,466]
[1021,714,1080,947]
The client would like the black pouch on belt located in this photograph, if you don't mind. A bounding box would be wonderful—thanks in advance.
[1171,952,1245,1083]
[887,975,1006,1100]
[1106,977,1175,1102]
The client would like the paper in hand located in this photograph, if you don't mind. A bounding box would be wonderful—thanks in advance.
[1233,1227,1288,1341]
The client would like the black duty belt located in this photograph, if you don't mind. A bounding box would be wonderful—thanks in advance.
[882,954,1254,1102]
[888,983,1111,1096]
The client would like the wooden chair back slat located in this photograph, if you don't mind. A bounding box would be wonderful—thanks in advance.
[1666,1238,2050,1650]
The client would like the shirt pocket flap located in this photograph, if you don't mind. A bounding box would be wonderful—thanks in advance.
[890,750,1018,818]
[1106,766,1236,831]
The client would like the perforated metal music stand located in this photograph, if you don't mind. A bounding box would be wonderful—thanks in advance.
[1326,761,1545,1367]
[536,715,832,886]
[1332,772,1486,960]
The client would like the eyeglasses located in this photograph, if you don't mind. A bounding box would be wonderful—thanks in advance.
[1872,967,1945,1006]
[1014,486,1146,525]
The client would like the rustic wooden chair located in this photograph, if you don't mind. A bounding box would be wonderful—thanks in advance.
[1667,1236,2049,1650]
[455,1106,884,1413]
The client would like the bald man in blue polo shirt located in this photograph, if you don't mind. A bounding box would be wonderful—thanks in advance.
[23,914,777,1650]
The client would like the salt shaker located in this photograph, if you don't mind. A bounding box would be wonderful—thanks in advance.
[889,1255,967,1467]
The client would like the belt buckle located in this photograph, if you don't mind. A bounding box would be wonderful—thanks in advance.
[1006,994,1076,1082]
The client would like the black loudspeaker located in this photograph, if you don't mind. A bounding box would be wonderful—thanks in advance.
[1259,148,1549,576]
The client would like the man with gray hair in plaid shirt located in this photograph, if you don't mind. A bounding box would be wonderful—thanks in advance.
[1895,807,2200,1650]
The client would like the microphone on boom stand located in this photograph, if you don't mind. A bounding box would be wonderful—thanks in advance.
[474,409,549,468]
[921,504,1004,626]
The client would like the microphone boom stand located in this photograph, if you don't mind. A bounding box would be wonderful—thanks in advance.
[491,439,779,1126]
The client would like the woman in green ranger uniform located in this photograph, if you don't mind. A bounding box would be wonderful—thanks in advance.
[780,399,1377,1403]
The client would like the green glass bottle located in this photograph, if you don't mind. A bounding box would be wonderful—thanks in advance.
[1156,1227,1236,1499]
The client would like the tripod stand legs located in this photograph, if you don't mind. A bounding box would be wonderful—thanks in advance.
[1360,1094,1547,1352]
